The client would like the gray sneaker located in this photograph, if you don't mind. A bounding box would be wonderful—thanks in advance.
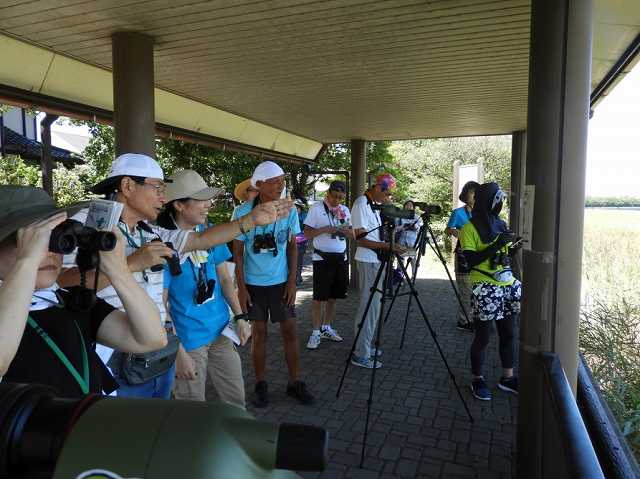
[351,354,382,369]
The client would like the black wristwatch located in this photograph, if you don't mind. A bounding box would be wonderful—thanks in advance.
[233,313,250,324]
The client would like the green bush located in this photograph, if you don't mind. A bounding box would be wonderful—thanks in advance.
[580,297,640,460]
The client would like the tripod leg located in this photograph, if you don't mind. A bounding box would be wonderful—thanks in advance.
[399,258,418,349]
[336,258,387,398]
[360,249,395,468]
[395,257,474,423]
[427,226,472,325]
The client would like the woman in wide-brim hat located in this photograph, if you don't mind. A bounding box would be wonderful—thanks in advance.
[0,185,166,398]
[157,170,251,408]
[233,178,258,203]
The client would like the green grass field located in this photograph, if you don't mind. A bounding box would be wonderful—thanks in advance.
[581,208,640,459]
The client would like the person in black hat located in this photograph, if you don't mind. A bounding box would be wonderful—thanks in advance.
[0,186,166,398]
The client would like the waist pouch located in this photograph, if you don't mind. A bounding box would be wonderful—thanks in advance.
[110,331,180,385]
[314,249,346,264]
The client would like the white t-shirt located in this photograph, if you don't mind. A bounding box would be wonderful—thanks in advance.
[303,200,351,261]
[351,194,383,263]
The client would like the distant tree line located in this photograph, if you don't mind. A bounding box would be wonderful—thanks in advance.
[586,196,640,208]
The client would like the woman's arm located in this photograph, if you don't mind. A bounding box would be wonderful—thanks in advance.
[303,224,336,239]
[0,213,67,375]
[96,230,166,352]
[217,262,250,346]
[185,199,294,253]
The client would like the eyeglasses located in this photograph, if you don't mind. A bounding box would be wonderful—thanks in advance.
[142,181,166,195]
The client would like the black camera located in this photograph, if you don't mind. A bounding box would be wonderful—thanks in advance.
[253,233,278,256]
[331,221,350,241]
[149,240,182,276]
[49,219,116,255]
[195,278,216,305]
[490,251,512,270]
[412,202,442,216]
[371,204,415,220]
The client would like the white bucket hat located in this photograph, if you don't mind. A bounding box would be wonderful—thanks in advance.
[251,161,285,187]
[92,153,170,194]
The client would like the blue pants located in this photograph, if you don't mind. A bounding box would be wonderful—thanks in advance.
[114,364,176,399]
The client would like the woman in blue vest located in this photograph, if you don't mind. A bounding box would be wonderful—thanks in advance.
[158,170,251,408]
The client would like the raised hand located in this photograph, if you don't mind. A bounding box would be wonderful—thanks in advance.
[250,199,294,226]
[127,240,174,273]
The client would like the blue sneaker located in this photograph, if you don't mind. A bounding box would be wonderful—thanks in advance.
[351,354,382,369]
[471,378,491,401]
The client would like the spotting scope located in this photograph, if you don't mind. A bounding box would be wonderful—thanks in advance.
[0,383,328,479]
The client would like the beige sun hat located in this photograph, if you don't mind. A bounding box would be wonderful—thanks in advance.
[164,169,223,202]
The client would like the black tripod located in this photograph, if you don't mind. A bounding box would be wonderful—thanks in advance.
[336,216,473,468]
[383,211,472,349]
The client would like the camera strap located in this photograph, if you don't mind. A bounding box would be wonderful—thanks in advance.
[27,315,89,394]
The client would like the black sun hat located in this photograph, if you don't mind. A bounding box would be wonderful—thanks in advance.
[0,185,88,244]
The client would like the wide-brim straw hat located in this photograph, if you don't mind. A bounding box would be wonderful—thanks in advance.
[233,178,254,202]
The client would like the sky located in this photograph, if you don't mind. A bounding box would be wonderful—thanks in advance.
[586,64,640,197]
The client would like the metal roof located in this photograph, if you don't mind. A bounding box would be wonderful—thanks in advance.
[0,0,638,155]
[0,126,83,166]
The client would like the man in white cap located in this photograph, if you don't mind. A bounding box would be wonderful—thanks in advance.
[233,160,314,407]
[59,153,292,399]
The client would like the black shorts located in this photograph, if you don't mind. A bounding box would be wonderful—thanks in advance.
[313,260,348,301]
[246,283,296,323]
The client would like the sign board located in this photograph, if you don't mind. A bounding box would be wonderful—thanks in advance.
[520,185,535,250]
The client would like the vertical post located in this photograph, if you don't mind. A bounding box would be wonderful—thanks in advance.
[40,114,58,197]
[510,131,526,279]
[509,131,526,235]
[350,139,367,289]
[517,1,592,478]
[111,32,156,157]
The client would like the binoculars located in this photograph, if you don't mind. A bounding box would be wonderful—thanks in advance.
[150,240,182,276]
[49,219,116,255]
[253,233,278,256]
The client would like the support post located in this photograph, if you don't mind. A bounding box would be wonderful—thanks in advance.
[40,114,58,196]
[112,32,156,157]
[349,139,367,289]
[517,0,592,478]
[510,131,526,279]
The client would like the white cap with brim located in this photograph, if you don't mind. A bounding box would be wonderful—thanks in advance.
[165,169,223,202]
[92,153,170,194]
[250,161,285,187]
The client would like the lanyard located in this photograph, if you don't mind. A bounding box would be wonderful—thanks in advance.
[27,315,89,394]
[118,224,150,282]
[118,224,145,249]
[322,202,338,228]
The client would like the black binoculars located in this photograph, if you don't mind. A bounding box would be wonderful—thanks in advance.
[490,251,512,270]
[49,219,116,255]
[253,233,278,256]
[150,240,182,276]
[195,278,216,305]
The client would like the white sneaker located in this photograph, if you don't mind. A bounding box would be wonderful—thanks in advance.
[320,326,343,342]
[306,331,321,350]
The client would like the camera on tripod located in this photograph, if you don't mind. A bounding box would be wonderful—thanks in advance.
[253,233,278,256]
[412,202,442,216]
[371,204,415,220]
[49,219,116,255]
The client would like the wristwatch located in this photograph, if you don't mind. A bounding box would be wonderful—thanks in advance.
[233,313,251,325]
